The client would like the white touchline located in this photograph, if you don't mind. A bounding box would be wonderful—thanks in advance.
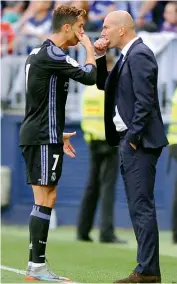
[0,265,86,284]
[0,265,26,275]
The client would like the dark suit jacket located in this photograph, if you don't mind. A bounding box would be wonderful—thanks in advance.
[96,38,168,148]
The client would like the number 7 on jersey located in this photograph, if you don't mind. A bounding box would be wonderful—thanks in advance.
[52,154,59,171]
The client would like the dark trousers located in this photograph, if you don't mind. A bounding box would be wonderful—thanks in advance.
[77,140,119,240]
[170,144,177,242]
[119,138,162,276]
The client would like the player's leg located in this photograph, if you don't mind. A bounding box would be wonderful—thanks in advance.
[22,144,71,282]
[29,185,56,268]
[27,185,71,282]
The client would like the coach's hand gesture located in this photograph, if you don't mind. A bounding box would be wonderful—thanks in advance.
[63,132,76,158]
[94,38,109,56]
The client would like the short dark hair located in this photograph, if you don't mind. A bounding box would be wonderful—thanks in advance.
[52,5,86,32]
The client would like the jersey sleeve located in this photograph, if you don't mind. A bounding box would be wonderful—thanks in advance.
[45,45,96,85]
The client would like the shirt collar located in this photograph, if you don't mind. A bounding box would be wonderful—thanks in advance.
[121,37,139,57]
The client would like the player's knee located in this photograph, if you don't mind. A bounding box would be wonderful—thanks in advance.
[32,185,57,207]
[35,191,56,208]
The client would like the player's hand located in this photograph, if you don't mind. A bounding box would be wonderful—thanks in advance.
[75,32,93,48]
[63,132,76,158]
[94,38,110,56]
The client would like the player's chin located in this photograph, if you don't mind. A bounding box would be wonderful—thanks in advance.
[70,38,79,46]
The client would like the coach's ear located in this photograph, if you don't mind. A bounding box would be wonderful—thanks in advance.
[63,132,76,140]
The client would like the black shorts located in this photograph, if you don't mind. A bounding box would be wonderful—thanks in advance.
[21,144,64,186]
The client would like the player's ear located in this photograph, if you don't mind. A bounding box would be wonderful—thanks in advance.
[62,24,71,33]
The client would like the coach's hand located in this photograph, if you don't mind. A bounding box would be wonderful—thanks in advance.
[94,38,109,56]
[63,132,76,158]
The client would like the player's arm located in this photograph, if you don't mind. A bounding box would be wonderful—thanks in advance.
[46,44,96,86]
[79,33,96,67]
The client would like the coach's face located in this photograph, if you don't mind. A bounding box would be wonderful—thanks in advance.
[101,15,124,49]
[67,16,85,46]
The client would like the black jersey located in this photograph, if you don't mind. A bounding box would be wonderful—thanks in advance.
[19,39,96,146]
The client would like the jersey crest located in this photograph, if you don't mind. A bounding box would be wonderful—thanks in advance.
[66,55,79,67]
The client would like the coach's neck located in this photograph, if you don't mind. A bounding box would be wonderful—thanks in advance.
[118,32,136,51]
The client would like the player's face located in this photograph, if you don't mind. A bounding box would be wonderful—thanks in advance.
[68,16,85,46]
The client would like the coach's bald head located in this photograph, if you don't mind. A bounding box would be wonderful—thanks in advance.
[101,10,136,49]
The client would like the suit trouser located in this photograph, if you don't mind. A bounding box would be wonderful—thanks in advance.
[119,138,162,276]
[77,140,119,240]
[170,144,177,242]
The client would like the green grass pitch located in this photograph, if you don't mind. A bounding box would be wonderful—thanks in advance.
[1,226,177,283]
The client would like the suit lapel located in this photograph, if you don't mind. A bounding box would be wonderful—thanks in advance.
[105,38,143,88]
[104,37,143,146]
[118,56,128,74]
[125,37,143,56]
[117,38,143,75]
[105,60,118,89]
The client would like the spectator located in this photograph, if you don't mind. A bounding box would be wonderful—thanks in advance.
[0,22,15,55]
[135,1,157,28]
[87,1,116,31]
[1,1,53,109]
[1,53,26,109]
[117,1,157,32]
[20,1,53,48]
[70,0,89,22]
[161,2,177,32]
[55,0,72,8]
[135,1,170,30]
[13,1,39,31]
[1,2,26,54]
[2,1,25,24]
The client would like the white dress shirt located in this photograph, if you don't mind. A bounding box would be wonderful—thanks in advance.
[113,37,139,132]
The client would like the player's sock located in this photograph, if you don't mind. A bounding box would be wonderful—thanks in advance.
[28,233,32,266]
[29,204,52,265]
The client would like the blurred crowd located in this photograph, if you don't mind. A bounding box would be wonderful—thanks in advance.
[1,0,177,52]
[1,0,177,108]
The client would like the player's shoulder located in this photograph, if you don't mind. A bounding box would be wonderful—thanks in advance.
[46,42,80,67]
[26,44,44,61]
[46,42,66,61]
[25,40,51,64]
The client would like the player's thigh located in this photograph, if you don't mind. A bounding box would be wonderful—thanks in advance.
[21,144,63,186]
[45,144,64,185]
[32,185,57,196]
[32,185,57,207]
